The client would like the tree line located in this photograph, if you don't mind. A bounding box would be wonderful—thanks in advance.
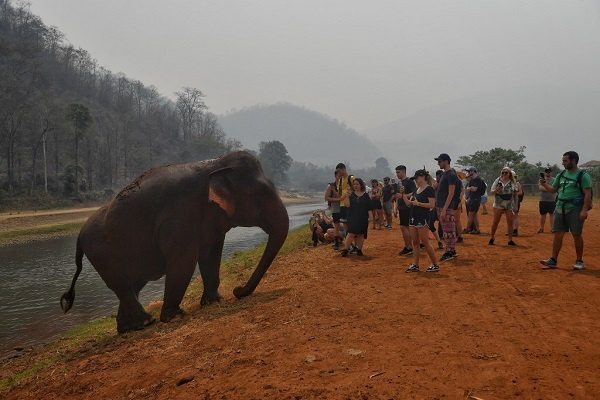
[0,0,239,207]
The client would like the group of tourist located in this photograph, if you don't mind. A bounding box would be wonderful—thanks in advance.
[312,150,593,272]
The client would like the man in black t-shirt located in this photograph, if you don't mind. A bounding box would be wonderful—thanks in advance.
[435,153,460,262]
[381,177,396,229]
[464,167,486,234]
[394,165,417,255]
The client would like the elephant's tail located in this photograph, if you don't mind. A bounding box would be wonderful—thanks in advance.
[60,236,84,313]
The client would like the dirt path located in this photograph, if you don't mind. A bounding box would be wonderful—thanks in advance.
[4,201,600,399]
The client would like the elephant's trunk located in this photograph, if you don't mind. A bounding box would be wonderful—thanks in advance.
[233,198,289,299]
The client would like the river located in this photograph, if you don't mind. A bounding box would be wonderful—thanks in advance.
[0,202,322,357]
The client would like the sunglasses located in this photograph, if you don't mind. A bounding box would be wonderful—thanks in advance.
[501,171,510,175]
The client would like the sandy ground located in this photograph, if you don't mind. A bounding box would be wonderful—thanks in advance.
[3,201,600,399]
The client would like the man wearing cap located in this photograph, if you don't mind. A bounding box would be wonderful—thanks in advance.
[538,167,555,233]
[464,167,486,234]
[435,153,461,262]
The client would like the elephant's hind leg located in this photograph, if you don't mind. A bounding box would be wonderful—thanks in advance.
[160,246,198,323]
[115,282,154,334]
[200,238,225,306]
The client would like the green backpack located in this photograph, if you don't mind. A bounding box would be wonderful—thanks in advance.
[555,169,593,211]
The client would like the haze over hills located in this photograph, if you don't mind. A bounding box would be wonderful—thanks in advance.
[364,87,600,170]
[219,103,382,168]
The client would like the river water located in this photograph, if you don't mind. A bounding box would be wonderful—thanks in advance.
[0,202,322,357]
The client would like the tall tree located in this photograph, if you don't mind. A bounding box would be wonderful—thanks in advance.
[65,103,92,195]
[175,87,206,142]
[258,140,293,186]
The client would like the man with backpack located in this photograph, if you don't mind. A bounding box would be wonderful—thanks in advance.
[539,151,593,270]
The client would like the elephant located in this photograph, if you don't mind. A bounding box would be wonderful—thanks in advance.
[60,151,289,333]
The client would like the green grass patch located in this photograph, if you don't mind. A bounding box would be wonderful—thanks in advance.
[0,224,311,393]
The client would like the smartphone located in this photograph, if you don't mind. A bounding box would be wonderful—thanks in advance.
[539,172,545,179]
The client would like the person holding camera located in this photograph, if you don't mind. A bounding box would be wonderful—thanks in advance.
[538,167,556,233]
[488,167,518,246]
[539,151,592,270]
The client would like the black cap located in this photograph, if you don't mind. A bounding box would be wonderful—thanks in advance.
[435,153,451,162]
[411,169,429,180]
[335,163,346,170]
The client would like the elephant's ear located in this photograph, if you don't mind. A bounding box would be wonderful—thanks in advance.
[208,167,236,217]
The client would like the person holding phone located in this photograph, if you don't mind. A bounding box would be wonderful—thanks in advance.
[403,170,440,273]
[539,151,592,270]
[341,178,373,257]
[489,167,518,246]
[538,168,556,233]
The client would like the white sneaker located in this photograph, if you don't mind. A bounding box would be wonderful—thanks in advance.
[573,260,585,270]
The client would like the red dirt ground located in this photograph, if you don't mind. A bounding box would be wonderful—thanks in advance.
[4,201,600,399]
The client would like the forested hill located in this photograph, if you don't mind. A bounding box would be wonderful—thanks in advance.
[0,0,237,206]
[219,103,382,168]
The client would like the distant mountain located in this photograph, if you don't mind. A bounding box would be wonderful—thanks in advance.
[219,103,382,168]
[363,87,600,170]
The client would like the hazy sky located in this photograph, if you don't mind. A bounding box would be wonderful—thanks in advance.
[28,0,600,130]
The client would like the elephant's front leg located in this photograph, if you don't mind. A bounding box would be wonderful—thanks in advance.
[199,238,224,306]
[160,245,198,323]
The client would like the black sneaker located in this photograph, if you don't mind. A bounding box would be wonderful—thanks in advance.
[405,264,419,273]
[508,240,517,246]
[341,249,349,257]
[471,229,481,235]
[350,245,358,254]
[426,264,440,273]
[356,249,364,256]
[439,251,457,262]
[488,238,495,245]
[457,236,464,243]
[399,247,413,256]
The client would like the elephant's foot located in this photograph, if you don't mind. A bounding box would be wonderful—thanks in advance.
[160,306,185,323]
[117,310,155,334]
[200,291,223,307]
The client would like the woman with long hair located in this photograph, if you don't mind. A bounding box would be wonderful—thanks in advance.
[341,178,373,257]
[489,167,518,246]
[404,170,440,272]
[370,179,383,229]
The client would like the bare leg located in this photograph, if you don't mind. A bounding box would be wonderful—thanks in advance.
[490,208,503,239]
[573,233,584,260]
[506,212,514,242]
[552,231,566,259]
[418,227,437,264]
[549,213,554,229]
[355,234,365,250]
[540,213,546,231]
[401,225,412,250]
[410,226,420,266]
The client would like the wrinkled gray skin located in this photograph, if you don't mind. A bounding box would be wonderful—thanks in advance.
[60,151,289,333]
